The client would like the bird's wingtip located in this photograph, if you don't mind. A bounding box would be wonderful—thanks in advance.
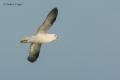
[52,7,58,12]
[27,56,37,63]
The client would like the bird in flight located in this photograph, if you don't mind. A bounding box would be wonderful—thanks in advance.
[20,8,58,63]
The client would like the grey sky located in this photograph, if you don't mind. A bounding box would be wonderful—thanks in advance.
[0,0,120,80]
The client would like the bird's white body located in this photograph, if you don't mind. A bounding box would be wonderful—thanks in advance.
[35,33,57,43]
[21,33,57,44]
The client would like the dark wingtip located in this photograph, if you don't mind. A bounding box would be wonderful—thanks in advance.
[27,54,39,63]
[53,8,58,14]
[52,7,58,15]
[27,57,36,63]
[48,7,58,24]
[53,7,58,11]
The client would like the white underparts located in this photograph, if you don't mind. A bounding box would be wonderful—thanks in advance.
[21,33,57,44]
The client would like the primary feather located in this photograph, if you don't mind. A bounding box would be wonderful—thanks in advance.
[28,43,41,63]
[37,8,58,33]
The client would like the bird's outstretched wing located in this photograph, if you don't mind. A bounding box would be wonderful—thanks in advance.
[37,8,58,33]
[28,43,41,63]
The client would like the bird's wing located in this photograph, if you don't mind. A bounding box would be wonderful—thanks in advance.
[28,43,41,63]
[36,8,58,33]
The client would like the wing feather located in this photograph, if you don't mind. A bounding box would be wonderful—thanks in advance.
[28,43,41,63]
[37,8,58,33]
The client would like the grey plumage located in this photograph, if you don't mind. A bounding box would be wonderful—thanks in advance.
[28,43,41,62]
[37,8,58,33]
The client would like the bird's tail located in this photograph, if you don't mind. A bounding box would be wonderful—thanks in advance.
[20,36,33,43]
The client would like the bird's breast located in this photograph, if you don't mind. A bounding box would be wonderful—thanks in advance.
[35,34,49,43]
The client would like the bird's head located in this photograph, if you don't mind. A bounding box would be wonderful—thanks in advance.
[47,34,58,42]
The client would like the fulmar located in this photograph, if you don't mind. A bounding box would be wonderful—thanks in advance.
[20,8,58,63]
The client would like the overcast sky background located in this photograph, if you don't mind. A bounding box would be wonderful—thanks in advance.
[0,0,120,80]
